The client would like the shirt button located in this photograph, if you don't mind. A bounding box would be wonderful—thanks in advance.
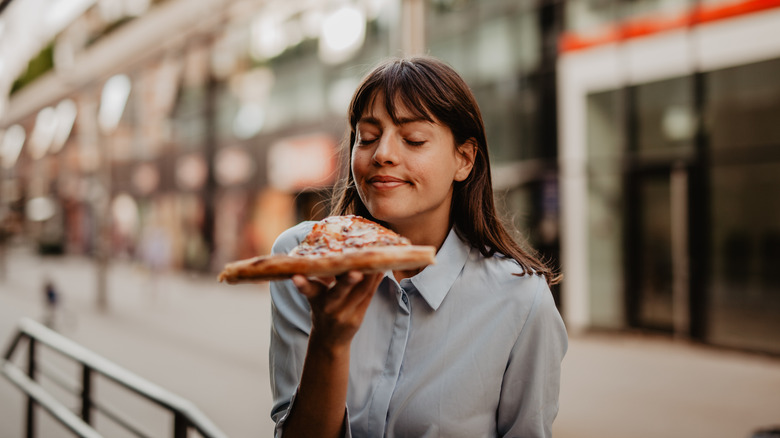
[402,294,409,304]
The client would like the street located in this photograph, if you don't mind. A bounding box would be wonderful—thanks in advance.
[1,245,779,438]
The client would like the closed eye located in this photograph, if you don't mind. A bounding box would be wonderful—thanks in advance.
[405,139,426,147]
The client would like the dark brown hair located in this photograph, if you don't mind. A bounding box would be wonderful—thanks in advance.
[331,56,560,285]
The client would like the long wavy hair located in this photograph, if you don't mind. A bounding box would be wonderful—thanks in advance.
[331,56,560,286]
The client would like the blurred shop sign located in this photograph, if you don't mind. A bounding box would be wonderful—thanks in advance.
[215,145,255,187]
[26,196,56,222]
[1,124,25,168]
[98,74,131,134]
[318,5,366,65]
[50,99,78,154]
[176,153,208,191]
[132,162,160,195]
[268,134,337,192]
[111,193,139,236]
[26,99,76,160]
[29,107,58,159]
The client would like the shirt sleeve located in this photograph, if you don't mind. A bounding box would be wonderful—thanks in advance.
[268,224,311,436]
[496,276,568,438]
[268,222,353,438]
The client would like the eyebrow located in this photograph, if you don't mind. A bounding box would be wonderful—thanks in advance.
[357,115,431,127]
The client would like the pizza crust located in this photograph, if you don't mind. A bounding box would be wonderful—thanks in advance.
[217,245,436,284]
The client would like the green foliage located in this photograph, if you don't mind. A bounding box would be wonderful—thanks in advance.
[10,43,54,95]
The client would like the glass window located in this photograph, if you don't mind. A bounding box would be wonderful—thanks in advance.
[586,89,626,328]
[622,0,689,21]
[564,0,620,34]
[705,58,780,354]
[216,83,240,142]
[472,82,530,162]
[708,162,780,354]
[427,1,545,163]
[428,1,540,78]
[260,14,392,134]
[473,17,518,83]
[707,58,780,150]
[171,86,207,149]
[633,76,696,158]
[565,0,692,34]
[265,54,325,131]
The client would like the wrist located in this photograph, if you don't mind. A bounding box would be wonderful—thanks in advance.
[307,331,352,361]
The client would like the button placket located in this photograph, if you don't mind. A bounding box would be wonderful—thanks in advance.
[399,279,415,312]
[368,284,411,435]
[398,286,410,313]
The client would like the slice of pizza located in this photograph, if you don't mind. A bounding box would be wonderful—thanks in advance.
[217,215,436,284]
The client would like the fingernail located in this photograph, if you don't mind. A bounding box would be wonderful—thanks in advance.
[349,271,363,283]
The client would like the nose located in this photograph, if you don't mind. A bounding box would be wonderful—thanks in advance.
[372,135,399,165]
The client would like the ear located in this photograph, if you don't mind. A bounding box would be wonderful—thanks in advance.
[454,138,477,182]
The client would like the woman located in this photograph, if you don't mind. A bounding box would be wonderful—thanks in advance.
[270,56,567,438]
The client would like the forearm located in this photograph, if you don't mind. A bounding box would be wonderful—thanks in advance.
[280,272,382,437]
[280,337,351,438]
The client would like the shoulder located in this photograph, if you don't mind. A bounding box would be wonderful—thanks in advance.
[464,250,549,304]
[271,221,315,255]
[454,250,563,345]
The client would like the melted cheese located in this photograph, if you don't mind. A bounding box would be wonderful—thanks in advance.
[290,215,410,256]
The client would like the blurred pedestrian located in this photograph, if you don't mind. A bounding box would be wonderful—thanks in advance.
[269,56,567,438]
[43,279,59,329]
[139,224,171,302]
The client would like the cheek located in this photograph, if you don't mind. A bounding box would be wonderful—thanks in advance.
[415,152,455,182]
[350,150,364,177]
[351,150,373,190]
[349,148,363,172]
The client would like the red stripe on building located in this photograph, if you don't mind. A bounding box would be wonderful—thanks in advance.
[559,0,780,53]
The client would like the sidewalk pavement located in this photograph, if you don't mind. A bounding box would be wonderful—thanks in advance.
[555,332,780,438]
[0,246,276,437]
[1,245,779,438]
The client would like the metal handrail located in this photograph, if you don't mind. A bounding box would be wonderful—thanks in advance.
[2,317,229,438]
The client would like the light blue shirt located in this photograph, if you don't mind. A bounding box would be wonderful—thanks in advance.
[270,222,567,438]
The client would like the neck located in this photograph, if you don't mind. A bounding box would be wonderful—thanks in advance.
[392,220,450,250]
[393,267,422,282]
[390,219,451,283]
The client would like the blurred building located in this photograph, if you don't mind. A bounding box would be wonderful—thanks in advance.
[0,0,778,355]
[559,0,780,354]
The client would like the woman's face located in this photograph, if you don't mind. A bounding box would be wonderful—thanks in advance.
[351,93,474,233]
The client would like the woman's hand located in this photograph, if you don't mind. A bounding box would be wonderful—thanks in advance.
[292,271,384,351]
[281,271,382,438]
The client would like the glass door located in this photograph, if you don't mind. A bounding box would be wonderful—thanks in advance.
[626,165,690,333]
[624,76,695,335]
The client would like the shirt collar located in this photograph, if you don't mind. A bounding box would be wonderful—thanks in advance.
[409,227,471,311]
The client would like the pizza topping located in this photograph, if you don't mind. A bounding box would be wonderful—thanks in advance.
[217,214,436,283]
[290,215,411,256]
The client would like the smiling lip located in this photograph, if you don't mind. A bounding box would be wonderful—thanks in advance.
[368,175,408,188]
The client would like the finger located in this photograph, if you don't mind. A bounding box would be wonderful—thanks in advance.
[311,276,337,288]
[359,273,384,306]
[342,272,383,312]
[291,274,325,299]
[327,271,364,301]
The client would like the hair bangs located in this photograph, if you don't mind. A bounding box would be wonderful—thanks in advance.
[350,61,438,128]
[381,68,436,125]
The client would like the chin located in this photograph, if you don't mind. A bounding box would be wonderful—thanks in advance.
[365,205,405,225]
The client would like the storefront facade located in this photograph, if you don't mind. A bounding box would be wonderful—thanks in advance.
[559,0,780,353]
